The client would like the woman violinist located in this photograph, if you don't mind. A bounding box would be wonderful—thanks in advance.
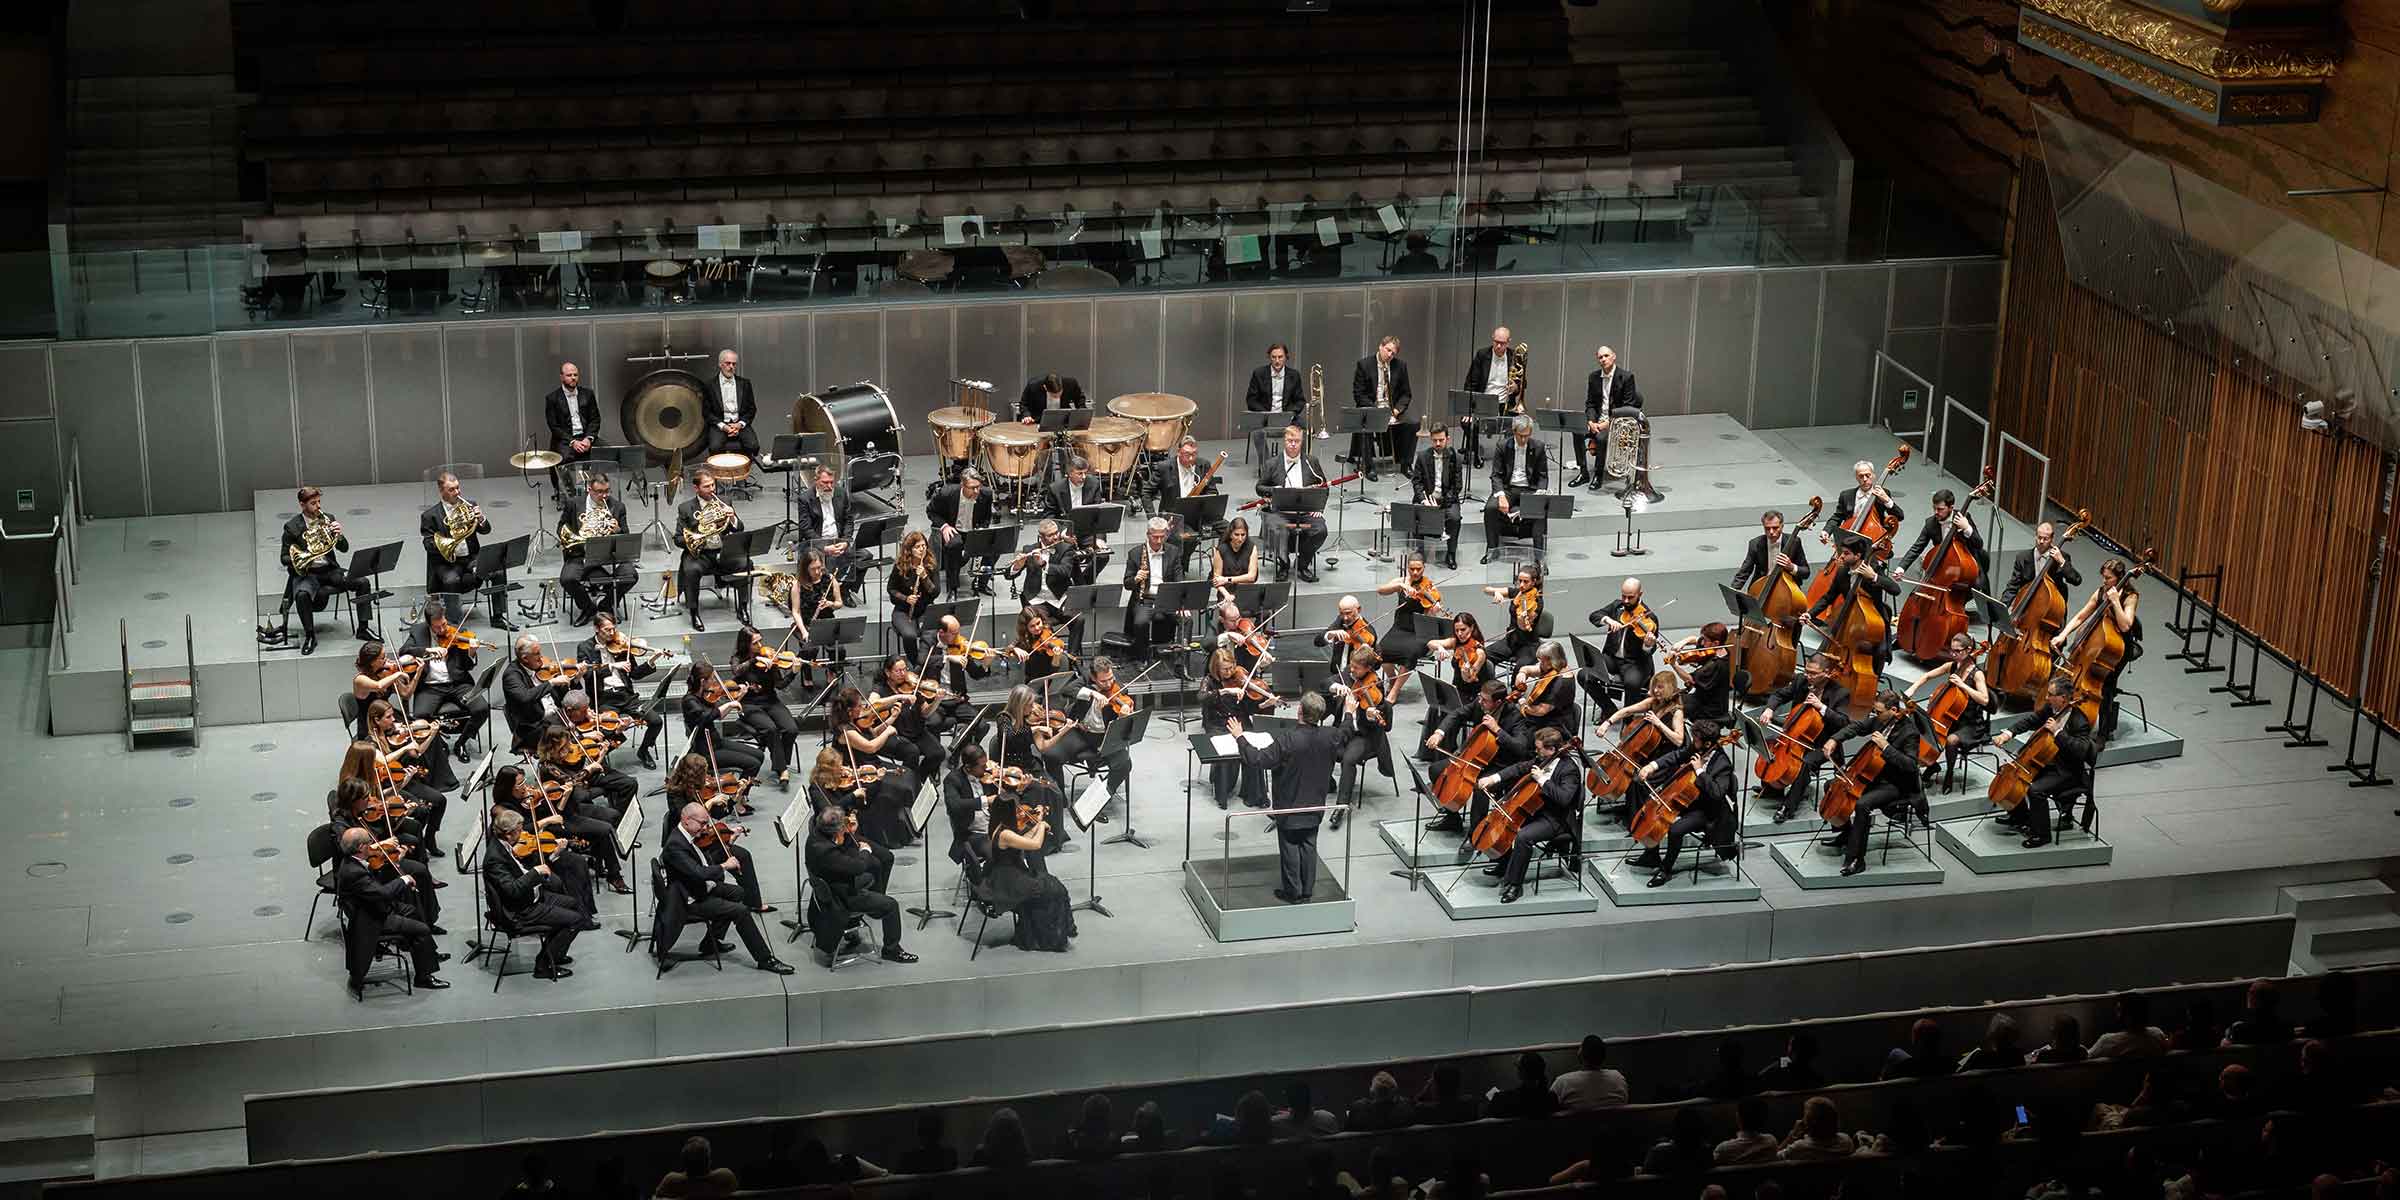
[1659,622,1735,725]
[488,763,604,910]
[1508,640,1579,740]
[992,684,1072,829]
[1209,517,1260,607]
[874,654,957,787]
[1481,564,1546,669]
[1203,648,1275,809]
[1424,611,1496,693]
[887,530,941,658]
[2060,556,2143,743]
[1595,673,1687,826]
[984,780,1079,952]
[1006,604,1072,681]
[787,548,848,686]
[327,772,444,932]
[350,642,449,783]
[663,753,770,914]
[1754,652,1852,823]
[730,625,802,792]
[1904,632,1994,783]
[1373,550,1444,665]
[363,698,452,841]
[1331,646,1401,831]
[679,659,766,780]
[828,685,921,848]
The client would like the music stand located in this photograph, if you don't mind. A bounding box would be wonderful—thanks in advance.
[1387,501,1453,562]
[1532,406,1585,488]
[472,534,531,631]
[1036,409,1094,435]
[1514,492,1572,564]
[1054,582,1114,661]
[1163,493,1227,552]
[1147,578,1211,721]
[1068,772,1115,918]
[1330,406,1390,501]
[1235,408,1294,463]
[1098,706,1154,849]
[586,532,646,618]
[1292,655,1339,698]
[1067,503,1126,548]
[1448,389,1503,463]
[846,452,900,501]
[1408,612,1449,641]
[1231,580,1292,619]
[801,615,866,679]
[345,541,404,643]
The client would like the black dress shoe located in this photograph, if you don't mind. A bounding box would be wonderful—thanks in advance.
[428,924,448,935]
[1299,567,1320,583]
[1646,869,1672,888]
[1479,551,1496,565]
[556,954,573,965]
[2055,811,2075,832]
[1567,472,1590,489]
[300,633,318,656]
[347,980,365,1000]
[1271,888,1295,903]
[1498,884,1523,903]
[534,964,572,980]
[414,976,451,989]
[689,614,707,632]
[2020,834,2052,849]
[1442,553,1458,571]
[1630,849,1663,868]
[1839,860,1867,877]
[638,750,658,771]
[1482,862,1507,877]
[756,958,798,975]
[435,951,452,962]
[696,937,731,956]
[881,947,920,964]
[578,918,601,931]
[1364,469,1379,482]
[1426,813,1464,833]
[1327,808,1344,831]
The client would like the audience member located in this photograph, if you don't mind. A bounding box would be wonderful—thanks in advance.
[501,1153,557,1197]
[2207,1063,2266,1121]
[1639,1106,1716,1176]
[1756,1030,1825,1092]
[1343,1071,1416,1131]
[1549,1130,1636,1185]
[652,1136,738,1199]
[1691,1041,1754,1100]
[2304,972,2358,1040]
[2028,1015,2086,1064]
[2223,979,2292,1046]
[971,1107,1031,1169]
[737,1127,883,1187]
[1881,1018,1955,1080]
[1483,1051,1558,1118]
[2169,997,2219,1052]
[1550,1035,1629,1111]
[1210,1090,1274,1146]
[1715,1095,1781,1165]
[1413,1062,1479,1124]
[1126,1100,1170,1153]
[1338,1146,1412,1200]
[1861,1104,1932,1157]
[1270,1081,1338,1139]
[1060,1093,1119,1161]
[1417,1151,1489,1199]
[1293,1146,1349,1200]
[1958,1013,2024,1071]
[894,1108,957,1175]
[1777,1095,1857,1161]
[2087,992,2169,1059]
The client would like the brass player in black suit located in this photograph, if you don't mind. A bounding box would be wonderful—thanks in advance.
[1231,691,1344,903]
[1629,720,1738,887]
[703,349,760,460]
[1243,343,1308,465]
[1571,346,1642,490]
[1409,424,1466,570]
[674,469,751,632]
[1458,326,1525,468]
[1353,335,1417,480]
[280,486,372,654]
[1481,417,1548,563]
[420,472,501,623]
[557,472,633,626]
[1255,424,1331,583]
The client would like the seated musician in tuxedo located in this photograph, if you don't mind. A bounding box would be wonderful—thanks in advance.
[1421,680,1533,833]
[1476,726,1584,904]
[572,611,664,770]
[548,689,640,809]
[1809,528,1904,675]
[490,762,624,900]
[1245,342,1307,465]
[399,605,492,751]
[1895,488,1986,599]
[2003,521,2083,604]
[942,743,996,865]
[500,634,572,753]
[1121,517,1187,663]
[542,360,603,499]
[1755,653,1855,822]
[1152,435,1222,567]
[1630,718,1738,887]
[1410,424,1465,571]
[1730,509,1813,595]
[1048,454,1105,522]
[1354,335,1416,482]
[1991,673,2099,848]
[704,349,759,460]
[662,802,794,974]
[334,826,449,996]
[1003,519,1082,608]
[1042,656,1139,821]
[1832,459,1903,535]
[1572,345,1642,491]
[803,801,918,963]
[927,468,996,597]
[1577,577,1659,719]
[281,485,372,654]
[1016,371,1087,425]
[1459,326,1524,468]
[1255,424,1330,583]
[674,468,751,633]
[482,808,592,980]
[558,472,632,627]
[798,464,865,595]
[1482,417,1548,564]
[420,471,500,625]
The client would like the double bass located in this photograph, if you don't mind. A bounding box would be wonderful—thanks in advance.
[1735,497,1821,697]
[1892,466,1995,663]
[1987,510,2090,703]
[1806,444,1909,609]
[1816,531,1894,718]
[2060,547,2154,723]
[1631,729,1743,847]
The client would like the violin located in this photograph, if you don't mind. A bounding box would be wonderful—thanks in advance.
[359,836,407,871]
[372,755,423,793]
[1398,573,1447,615]
[1893,466,1995,662]
[601,631,674,662]
[433,625,486,654]
[510,828,566,861]
[854,692,908,730]
[700,675,748,708]
[1622,602,1660,646]
[1024,617,1072,662]
[693,817,747,848]
[833,763,888,791]
[1507,666,1561,709]
[357,791,415,825]
[1452,632,1487,680]
[1229,665,1282,707]
[945,637,999,664]
[1097,677,1136,719]
[533,654,587,685]
[752,646,811,674]
[1632,728,1743,846]
[1988,510,2091,703]
[695,768,753,811]
[1512,584,1541,632]
[1664,643,1732,667]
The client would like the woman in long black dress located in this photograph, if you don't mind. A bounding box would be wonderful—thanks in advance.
[984,786,1077,952]
[1208,518,1260,608]
[826,686,920,847]
[730,625,800,792]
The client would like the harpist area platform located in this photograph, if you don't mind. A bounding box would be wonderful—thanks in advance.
[8,416,2398,1178]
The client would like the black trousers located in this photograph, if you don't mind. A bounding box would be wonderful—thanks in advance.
[1483,498,1545,551]
[1495,627,1542,671]
[684,881,771,962]
[1260,510,1329,572]
[1210,756,1268,807]
[1339,727,1390,810]
[291,565,371,632]
[1842,781,1918,865]
[425,560,502,623]
[595,693,665,755]
[690,727,765,779]
[585,765,639,811]
[1576,657,1649,720]
[678,548,752,619]
[704,423,762,459]
[1502,812,1567,887]
[348,907,441,984]
[887,729,947,790]
[410,681,492,751]
[816,881,903,953]
[740,700,799,774]
[507,893,588,966]
[936,530,982,595]
[1657,807,1729,874]
[2002,765,2086,826]
[559,557,635,620]
[1122,596,1179,658]
[1418,501,1461,560]
[1044,727,1132,797]
[1277,823,1320,898]
[1386,420,1419,474]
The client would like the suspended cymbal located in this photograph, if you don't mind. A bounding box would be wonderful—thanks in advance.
[510,449,565,471]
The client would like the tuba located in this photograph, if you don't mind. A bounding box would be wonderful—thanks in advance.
[1306,362,1329,440]
[1604,410,1644,480]
[1505,341,1529,410]
[288,513,338,571]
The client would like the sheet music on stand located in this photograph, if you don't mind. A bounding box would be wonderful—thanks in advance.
[1206,730,1278,758]
[1070,778,1111,832]
[613,796,645,861]
[775,788,809,847]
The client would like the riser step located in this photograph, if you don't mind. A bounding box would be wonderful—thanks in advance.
[2279,879,2397,922]
[2307,916,2400,957]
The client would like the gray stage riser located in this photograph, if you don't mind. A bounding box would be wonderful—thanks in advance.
[1589,856,1763,906]
[1936,819,2115,874]
[1425,858,1597,919]
[1182,859,1357,942]
[1771,836,1946,889]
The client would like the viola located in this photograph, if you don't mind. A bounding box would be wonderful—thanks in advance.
[360,836,407,871]
[1468,740,1581,858]
[699,676,748,707]
[1454,633,1487,680]
[1893,467,1995,662]
[1512,585,1541,633]
[1632,729,1742,846]
[752,646,810,674]
[1988,509,2091,703]
[433,625,486,654]
[693,818,746,848]
[1664,643,1732,667]
[1342,613,1377,650]
[946,637,999,664]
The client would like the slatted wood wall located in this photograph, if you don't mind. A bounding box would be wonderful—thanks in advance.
[2367,484,2400,722]
[1997,167,2388,701]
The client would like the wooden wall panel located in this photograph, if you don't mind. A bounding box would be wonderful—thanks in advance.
[2368,491,2400,722]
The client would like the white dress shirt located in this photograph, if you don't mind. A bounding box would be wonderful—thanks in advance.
[1597,370,1615,406]
[1485,357,1511,397]
[1269,370,1287,409]
[563,387,584,435]
[1282,455,1307,489]
[1510,446,1529,489]
[717,375,741,423]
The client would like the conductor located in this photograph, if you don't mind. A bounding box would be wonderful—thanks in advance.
[1229,691,1342,904]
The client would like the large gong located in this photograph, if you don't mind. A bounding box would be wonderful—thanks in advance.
[621,368,709,458]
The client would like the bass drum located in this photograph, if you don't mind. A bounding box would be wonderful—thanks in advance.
[790,381,904,479]
[621,369,710,458]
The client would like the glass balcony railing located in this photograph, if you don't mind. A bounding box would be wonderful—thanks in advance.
[37,182,1786,340]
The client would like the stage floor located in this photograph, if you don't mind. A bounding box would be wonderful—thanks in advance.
[16,417,2400,1177]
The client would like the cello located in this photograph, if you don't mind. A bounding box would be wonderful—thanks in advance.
[1917,641,1987,762]
[1631,729,1743,847]
[1754,687,1830,794]
[1816,531,1894,718]
[1806,445,1909,609]
[1817,698,1922,825]
[1587,711,1667,802]
[1892,466,1995,662]
[1735,497,1822,697]
[1468,737,1581,859]
[1987,510,2090,703]
[2059,548,2153,723]
[1987,709,2067,813]
[1430,718,1503,816]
